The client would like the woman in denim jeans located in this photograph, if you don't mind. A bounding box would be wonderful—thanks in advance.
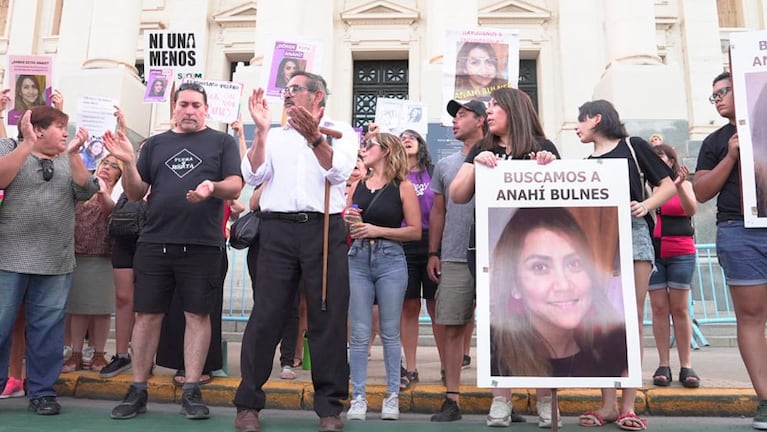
[344,132,421,421]
[648,144,701,389]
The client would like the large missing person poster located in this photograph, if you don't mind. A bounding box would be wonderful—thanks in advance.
[260,36,323,101]
[474,159,642,389]
[441,28,519,125]
[730,30,767,227]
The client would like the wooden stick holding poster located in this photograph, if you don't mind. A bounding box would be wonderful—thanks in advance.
[729,30,767,227]
[474,159,641,389]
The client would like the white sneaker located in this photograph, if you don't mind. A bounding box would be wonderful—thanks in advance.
[537,396,562,428]
[346,395,367,421]
[381,393,399,420]
[487,396,512,427]
[82,345,95,366]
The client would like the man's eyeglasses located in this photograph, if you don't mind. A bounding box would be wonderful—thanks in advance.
[100,159,120,170]
[40,159,54,182]
[280,84,315,98]
[709,86,732,104]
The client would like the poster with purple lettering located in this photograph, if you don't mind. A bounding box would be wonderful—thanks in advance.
[474,159,641,389]
[261,35,323,100]
[729,30,767,227]
[181,78,243,123]
[144,68,173,103]
[8,55,53,126]
[441,28,519,125]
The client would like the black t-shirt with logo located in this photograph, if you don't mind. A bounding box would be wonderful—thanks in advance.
[137,128,242,247]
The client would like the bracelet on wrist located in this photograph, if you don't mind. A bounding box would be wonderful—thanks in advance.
[428,251,441,258]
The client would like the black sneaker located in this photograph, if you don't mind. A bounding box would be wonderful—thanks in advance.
[28,396,61,415]
[180,386,210,419]
[462,355,471,369]
[430,397,462,422]
[111,385,148,419]
[100,355,132,378]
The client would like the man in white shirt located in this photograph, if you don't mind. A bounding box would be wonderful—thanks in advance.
[234,71,358,432]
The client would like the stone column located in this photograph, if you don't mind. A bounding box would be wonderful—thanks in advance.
[5,0,40,54]
[593,0,685,122]
[56,1,149,137]
[81,1,142,73]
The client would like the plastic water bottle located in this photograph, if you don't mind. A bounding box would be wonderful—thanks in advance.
[345,203,362,226]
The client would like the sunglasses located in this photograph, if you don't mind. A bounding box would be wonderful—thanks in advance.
[279,84,315,98]
[177,82,206,94]
[100,159,120,170]
[363,140,381,150]
[40,158,54,182]
[708,86,732,104]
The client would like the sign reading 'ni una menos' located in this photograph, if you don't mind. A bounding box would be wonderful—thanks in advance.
[144,30,204,81]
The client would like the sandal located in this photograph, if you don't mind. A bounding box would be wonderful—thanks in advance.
[652,366,672,387]
[679,367,701,388]
[173,369,186,386]
[616,412,648,431]
[292,358,303,368]
[280,366,297,380]
[200,372,212,385]
[578,410,617,427]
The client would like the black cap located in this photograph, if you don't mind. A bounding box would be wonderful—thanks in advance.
[447,99,487,118]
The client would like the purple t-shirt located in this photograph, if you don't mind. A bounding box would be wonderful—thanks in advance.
[404,168,434,230]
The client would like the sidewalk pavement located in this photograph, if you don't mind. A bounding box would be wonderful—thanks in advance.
[53,339,759,418]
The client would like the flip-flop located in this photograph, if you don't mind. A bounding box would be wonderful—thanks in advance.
[578,410,616,427]
[200,372,212,385]
[616,412,648,431]
[173,369,185,387]
[280,366,296,380]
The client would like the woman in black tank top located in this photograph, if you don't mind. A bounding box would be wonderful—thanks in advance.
[343,132,421,420]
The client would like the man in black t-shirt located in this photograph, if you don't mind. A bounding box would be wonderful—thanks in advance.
[104,83,243,422]
[694,71,767,430]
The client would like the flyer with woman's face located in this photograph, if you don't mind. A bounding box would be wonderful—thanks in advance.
[8,55,54,126]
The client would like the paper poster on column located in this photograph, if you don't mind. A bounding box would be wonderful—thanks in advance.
[474,159,641,388]
[75,95,118,170]
[441,28,519,126]
[144,30,204,82]
[261,35,323,101]
[373,98,428,137]
[730,30,767,227]
[181,78,244,123]
[7,55,54,126]
[144,68,174,103]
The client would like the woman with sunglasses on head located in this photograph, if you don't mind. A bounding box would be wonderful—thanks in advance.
[448,87,559,428]
[344,132,421,421]
[62,154,123,373]
[575,99,675,431]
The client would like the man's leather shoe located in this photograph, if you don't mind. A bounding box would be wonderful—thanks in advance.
[235,409,260,431]
[318,415,343,431]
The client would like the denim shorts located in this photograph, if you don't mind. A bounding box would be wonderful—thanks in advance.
[632,217,655,262]
[717,220,767,286]
[649,253,696,290]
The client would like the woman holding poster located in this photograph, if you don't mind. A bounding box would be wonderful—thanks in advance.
[490,207,627,377]
[453,43,508,101]
[576,100,675,431]
[14,75,46,111]
[449,88,560,428]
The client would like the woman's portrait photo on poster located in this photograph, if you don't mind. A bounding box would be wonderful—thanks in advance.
[274,57,305,88]
[14,74,46,111]
[148,77,167,97]
[143,69,172,103]
[453,42,509,101]
[488,206,628,379]
[80,136,107,171]
[745,71,767,217]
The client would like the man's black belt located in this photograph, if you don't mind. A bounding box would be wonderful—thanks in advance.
[257,211,323,223]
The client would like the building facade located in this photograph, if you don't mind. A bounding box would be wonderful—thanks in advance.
[0,0,762,240]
